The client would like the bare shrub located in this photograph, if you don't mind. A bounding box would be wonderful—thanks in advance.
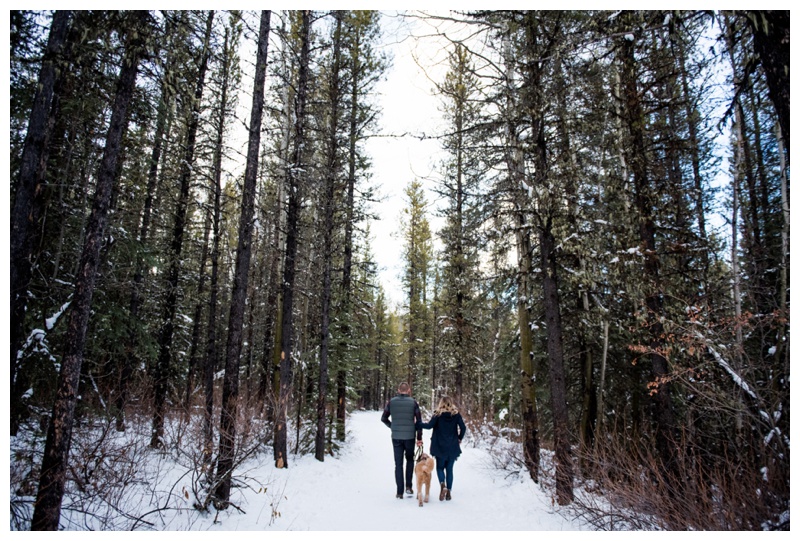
[9,397,285,530]
[570,431,789,531]
[177,398,275,514]
[10,412,47,530]
[462,414,564,499]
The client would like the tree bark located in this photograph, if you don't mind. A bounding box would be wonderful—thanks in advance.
[774,123,789,396]
[316,11,343,461]
[746,10,789,156]
[31,12,147,529]
[674,30,711,305]
[515,211,540,484]
[539,222,574,505]
[214,9,271,506]
[202,25,231,467]
[619,25,676,471]
[259,20,292,414]
[502,31,540,483]
[336,22,361,443]
[275,10,311,470]
[594,319,610,451]
[184,204,211,411]
[11,10,73,436]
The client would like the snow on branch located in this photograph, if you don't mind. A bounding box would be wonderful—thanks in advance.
[696,333,787,449]
[47,299,71,331]
[698,333,757,401]
[18,299,72,367]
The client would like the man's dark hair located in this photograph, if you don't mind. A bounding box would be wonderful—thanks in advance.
[398,382,410,394]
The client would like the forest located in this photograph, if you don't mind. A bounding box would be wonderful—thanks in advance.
[9,10,789,531]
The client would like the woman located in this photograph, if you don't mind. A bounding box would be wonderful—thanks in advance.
[417,396,466,501]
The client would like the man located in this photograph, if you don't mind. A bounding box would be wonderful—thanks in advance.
[381,382,423,499]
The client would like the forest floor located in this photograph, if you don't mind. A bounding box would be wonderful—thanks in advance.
[189,409,594,532]
[12,409,600,533]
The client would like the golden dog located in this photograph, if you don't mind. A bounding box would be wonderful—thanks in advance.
[414,453,435,507]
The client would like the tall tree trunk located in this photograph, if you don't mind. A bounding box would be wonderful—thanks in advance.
[275,10,311,470]
[745,10,790,156]
[151,11,215,449]
[408,278,417,388]
[203,40,225,462]
[214,9,271,506]
[594,319,610,452]
[539,221,574,505]
[675,30,711,305]
[11,10,73,436]
[184,205,211,411]
[515,208,540,484]
[774,123,789,394]
[503,31,539,483]
[31,13,147,529]
[259,22,292,414]
[526,26,572,499]
[619,27,676,471]
[244,265,259,401]
[747,77,772,257]
[730,116,747,440]
[735,95,765,304]
[731,126,746,359]
[454,90,466,404]
[724,15,768,316]
[554,51,595,456]
[336,15,363,442]
[116,60,173,431]
[257,189,282,414]
[202,25,232,467]
[316,11,343,461]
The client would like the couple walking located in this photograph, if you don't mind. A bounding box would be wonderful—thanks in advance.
[381,382,467,501]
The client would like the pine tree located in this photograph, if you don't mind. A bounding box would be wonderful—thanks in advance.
[333,8,387,442]
[151,11,215,449]
[400,179,433,388]
[214,9,271,507]
[743,11,789,154]
[11,10,74,436]
[274,10,312,470]
[314,10,344,461]
[202,11,242,467]
[434,43,485,403]
[31,11,151,529]
[117,11,184,432]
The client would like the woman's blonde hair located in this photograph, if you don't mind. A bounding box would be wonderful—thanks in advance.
[434,396,458,415]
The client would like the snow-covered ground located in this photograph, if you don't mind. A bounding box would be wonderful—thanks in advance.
[165,410,591,532]
[11,410,597,533]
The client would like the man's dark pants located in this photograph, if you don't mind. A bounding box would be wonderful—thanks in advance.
[392,438,415,495]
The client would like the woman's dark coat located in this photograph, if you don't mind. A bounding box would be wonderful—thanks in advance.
[418,412,466,460]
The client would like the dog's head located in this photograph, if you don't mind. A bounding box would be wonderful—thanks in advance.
[417,452,431,463]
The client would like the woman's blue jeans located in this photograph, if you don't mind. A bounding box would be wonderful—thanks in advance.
[435,455,455,490]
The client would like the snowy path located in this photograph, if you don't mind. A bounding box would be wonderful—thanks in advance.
[209,410,587,531]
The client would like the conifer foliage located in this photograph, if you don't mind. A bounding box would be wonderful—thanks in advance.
[10,10,788,531]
